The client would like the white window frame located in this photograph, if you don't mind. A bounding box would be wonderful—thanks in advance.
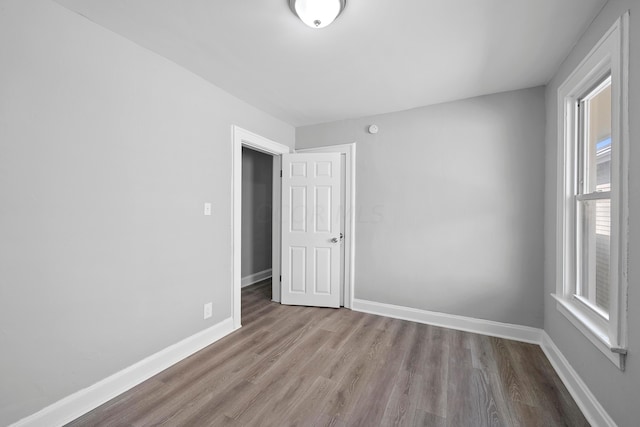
[554,12,629,370]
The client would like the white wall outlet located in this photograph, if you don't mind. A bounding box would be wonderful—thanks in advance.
[203,302,213,319]
[204,202,212,216]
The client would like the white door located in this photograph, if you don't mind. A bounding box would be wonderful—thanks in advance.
[281,153,342,307]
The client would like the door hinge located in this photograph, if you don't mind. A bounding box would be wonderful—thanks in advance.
[279,275,282,282]
[280,170,283,177]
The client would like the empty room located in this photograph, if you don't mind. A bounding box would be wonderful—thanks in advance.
[1,0,638,426]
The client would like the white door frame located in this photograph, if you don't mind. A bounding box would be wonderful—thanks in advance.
[296,143,356,309]
[232,125,291,329]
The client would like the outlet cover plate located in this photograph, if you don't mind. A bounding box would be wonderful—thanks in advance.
[204,302,213,319]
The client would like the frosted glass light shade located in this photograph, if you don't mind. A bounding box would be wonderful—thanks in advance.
[290,0,346,29]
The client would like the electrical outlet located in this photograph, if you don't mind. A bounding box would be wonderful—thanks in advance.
[204,202,212,216]
[203,302,213,319]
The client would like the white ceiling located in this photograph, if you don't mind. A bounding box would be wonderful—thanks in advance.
[55,0,606,127]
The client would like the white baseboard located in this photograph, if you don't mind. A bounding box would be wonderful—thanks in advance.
[12,298,615,427]
[11,317,236,427]
[352,298,542,344]
[540,332,617,427]
[241,268,272,288]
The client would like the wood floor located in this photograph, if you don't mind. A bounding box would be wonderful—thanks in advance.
[67,280,588,426]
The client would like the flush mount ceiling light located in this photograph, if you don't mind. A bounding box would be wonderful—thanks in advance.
[289,0,346,29]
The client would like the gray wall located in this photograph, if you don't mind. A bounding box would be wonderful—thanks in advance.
[297,87,546,328]
[544,1,640,425]
[241,148,273,278]
[0,0,294,425]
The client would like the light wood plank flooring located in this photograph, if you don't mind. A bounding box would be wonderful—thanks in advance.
[67,280,588,426]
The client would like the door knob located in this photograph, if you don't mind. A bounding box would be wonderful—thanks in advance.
[331,233,344,243]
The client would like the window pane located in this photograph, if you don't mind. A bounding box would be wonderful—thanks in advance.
[582,79,611,194]
[578,198,611,314]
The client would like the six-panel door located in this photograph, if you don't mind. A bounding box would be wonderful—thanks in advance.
[281,153,341,307]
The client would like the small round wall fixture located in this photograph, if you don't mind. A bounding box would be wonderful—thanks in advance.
[368,125,379,134]
[289,0,346,29]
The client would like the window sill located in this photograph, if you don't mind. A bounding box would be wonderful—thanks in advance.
[551,293,626,370]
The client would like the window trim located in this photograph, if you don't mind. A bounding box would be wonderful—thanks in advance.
[554,12,629,370]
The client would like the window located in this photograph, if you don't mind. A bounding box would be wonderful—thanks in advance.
[576,76,611,319]
[554,13,629,370]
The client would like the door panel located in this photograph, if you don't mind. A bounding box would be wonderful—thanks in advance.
[281,153,341,307]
